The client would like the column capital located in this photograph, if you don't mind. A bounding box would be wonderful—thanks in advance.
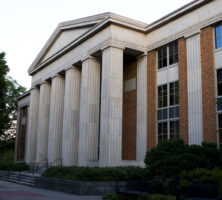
[101,45,124,52]
[136,52,147,60]
[81,55,98,63]
[30,85,39,90]
[51,73,63,79]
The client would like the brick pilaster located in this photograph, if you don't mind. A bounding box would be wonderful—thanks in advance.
[200,26,217,143]
[178,38,189,144]
[147,50,157,150]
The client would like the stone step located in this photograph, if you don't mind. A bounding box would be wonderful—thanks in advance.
[0,174,35,186]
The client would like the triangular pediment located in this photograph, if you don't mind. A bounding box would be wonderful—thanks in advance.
[28,13,111,73]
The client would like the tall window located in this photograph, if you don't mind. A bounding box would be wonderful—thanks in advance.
[158,41,178,69]
[215,25,222,49]
[217,69,222,147]
[157,81,179,142]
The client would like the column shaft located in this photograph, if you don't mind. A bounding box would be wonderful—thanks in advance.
[99,47,123,167]
[36,81,51,163]
[25,87,40,163]
[62,66,81,166]
[48,75,65,165]
[78,57,101,166]
[136,55,147,161]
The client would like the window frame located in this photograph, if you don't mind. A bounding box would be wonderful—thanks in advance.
[157,41,178,70]
[215,24,222,50]
[157,81,180,142]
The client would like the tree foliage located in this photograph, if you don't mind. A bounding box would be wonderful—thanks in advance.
[0,52,26,140]
[144,139,222,178]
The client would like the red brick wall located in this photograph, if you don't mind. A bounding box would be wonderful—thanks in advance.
[178,38,189,144]
[200,26,217,143]
[122,60,137,160]
[147,51,157,150]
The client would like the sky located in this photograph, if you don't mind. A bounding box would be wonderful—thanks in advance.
[0,0,191,89]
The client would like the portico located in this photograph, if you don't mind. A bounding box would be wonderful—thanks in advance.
[15,0,222,167]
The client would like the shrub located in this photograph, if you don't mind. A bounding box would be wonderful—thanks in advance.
[103,193,119,200]
[144,140,222,178]
[181,168,222,186]
[0,163,29,171]
[138,194,175,200]
[42,166,147,181]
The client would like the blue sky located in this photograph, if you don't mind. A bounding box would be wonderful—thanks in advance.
[0,0,191,89]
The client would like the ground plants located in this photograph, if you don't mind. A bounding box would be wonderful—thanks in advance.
[42,166,147,181]
[144,139,222,179]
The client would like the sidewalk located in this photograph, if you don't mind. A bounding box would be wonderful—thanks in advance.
[0,180,102,200]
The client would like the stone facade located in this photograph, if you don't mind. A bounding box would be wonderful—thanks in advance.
[15,0,222,166]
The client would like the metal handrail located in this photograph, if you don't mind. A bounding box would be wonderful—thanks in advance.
[51,158,62,166]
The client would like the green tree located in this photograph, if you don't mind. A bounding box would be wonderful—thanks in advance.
[0,52,26,140]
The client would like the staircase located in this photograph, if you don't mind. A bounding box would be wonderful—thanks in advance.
[0,165,48,187]
[0,171,38,186]
[0,159,60,186]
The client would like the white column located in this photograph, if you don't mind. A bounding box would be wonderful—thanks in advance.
[47,75,65,165]
[14,109,20,162]
[99,47,123,167]
[25,87,40,163]
[136,55,147,161]
[78,57,101,166]
[186,34,203,145]
[36,81,51,163]
[62,66,81,166]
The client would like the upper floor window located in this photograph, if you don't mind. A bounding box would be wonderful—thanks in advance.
[158,41,178,69]
[157,81,179,142]
[215,25,222,49]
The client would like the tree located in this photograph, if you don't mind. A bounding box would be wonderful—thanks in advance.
[0,52,26,140]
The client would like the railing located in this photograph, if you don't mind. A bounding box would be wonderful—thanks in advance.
[51,158,62,167]
[4,158,63,184]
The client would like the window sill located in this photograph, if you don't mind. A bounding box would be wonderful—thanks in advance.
[215,47,222,53]
[157,63,178,72]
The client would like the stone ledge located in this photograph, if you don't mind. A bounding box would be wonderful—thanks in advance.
[35,176,125,195]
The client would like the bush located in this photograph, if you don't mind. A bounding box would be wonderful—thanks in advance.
[103,193,119,200]
[138,194,175,200]
[144,140,222,178]
[0,163,29,171]
[181,168,222,186]
[42,166,147,181]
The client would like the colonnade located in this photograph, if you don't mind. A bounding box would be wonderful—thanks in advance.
[25,46,147,167]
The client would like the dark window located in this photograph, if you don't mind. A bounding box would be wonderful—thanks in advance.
[217,69,222,96]
[158,122,168,142]
[169,42,178,65]
[158,84,167,108]
[170,120,180,139]
[158,47,167,69]
[170,81,179,106]
[157,81,179,143]
[218,114,222,147]
[215,25,222,49]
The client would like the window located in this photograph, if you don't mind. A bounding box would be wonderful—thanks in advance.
[157,81,179,142]
[169,42,178,65]
[217,69,222,147]
[158,41,178,69]
[218,114,222,147]
[217,69,222,111]
[158,46,167,69]
[215,25,222,49]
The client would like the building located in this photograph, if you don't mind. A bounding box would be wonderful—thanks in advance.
[15,0,222,167]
